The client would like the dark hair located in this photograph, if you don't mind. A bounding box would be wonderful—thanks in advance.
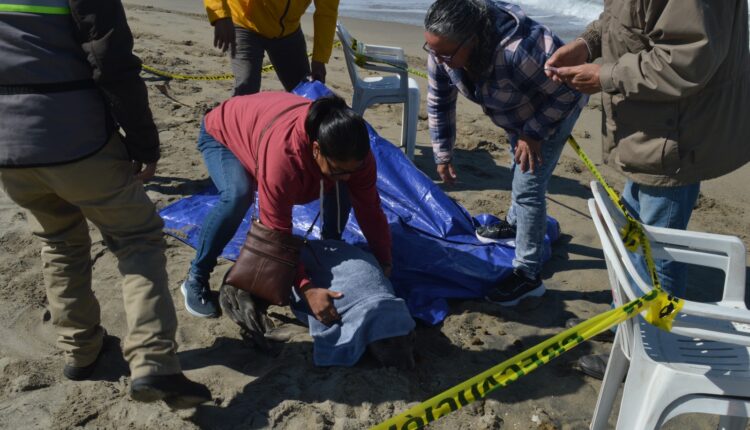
[304,94,370,161]
[424,0,497,77]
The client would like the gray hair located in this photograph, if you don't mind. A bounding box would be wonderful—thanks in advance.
[424,0,497,77]
[424,0,487,43]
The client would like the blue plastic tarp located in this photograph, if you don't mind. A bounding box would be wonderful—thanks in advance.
[160,81,560,325]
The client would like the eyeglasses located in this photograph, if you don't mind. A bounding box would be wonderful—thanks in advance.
[422,35,474,63]
[324,154,366,177]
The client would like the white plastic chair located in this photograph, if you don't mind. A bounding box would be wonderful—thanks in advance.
[336,22,420,160]
[587,180,750,430]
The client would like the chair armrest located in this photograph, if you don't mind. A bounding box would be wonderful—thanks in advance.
[643,226,747,306]
[356,42,408,70]
[670,304,750,346]
[681,301,750,323]
[357,55,408,72]
[354,54,409,87]
[361,44,406,63]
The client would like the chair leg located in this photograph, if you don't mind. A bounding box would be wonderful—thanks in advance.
[406,85,419,161]
[590,333,629,430]
[718,415,748,430]
[351,92,366,116]
[399,101,408,153]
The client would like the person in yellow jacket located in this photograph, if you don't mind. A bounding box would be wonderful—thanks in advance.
[204,0,339,95]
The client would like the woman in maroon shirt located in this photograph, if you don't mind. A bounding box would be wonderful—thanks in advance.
[182,92,392,324]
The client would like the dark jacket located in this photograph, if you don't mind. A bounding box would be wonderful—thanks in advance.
[70,0,160,163]
[0,0,158,167]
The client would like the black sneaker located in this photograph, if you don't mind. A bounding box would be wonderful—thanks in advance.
[485,269,545,306]
[577,353,610,380]
[130,373,212,409]
[476,220,516,244]
[181,274,219,318]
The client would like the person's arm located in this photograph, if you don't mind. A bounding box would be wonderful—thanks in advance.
[203,0,235,56]
[510,40,583,143]
[599,0,733,101]
[346,154,392,268]
[68,0,159,165]
[311,0,339,64]
[204,0,231,24]
[427,54,458,165]
[258,171,343,323]
[544,13,603,81]
[578,12,604,62]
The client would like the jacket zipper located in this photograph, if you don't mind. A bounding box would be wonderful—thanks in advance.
[278,0,291,37]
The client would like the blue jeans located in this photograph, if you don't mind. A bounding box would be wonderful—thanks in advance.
[506,108,581,278]
[621,180,700,298]
[190,121,350,283]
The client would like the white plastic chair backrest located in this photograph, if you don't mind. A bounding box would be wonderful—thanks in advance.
[336,22,361,88]
[587,195,638,357]
[589,181,750,346]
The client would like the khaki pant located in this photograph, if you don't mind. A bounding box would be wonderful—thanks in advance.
[0,135,180,379]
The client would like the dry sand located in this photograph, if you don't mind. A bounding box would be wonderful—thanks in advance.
[1,3,748,429]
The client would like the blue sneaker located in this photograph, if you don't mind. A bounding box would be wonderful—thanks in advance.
[180,274,219,318]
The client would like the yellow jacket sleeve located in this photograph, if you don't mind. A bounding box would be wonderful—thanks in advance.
[204,0,231,25]
[311,0,339,63]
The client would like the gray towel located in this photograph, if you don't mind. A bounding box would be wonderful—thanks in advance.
[291,240,415,367]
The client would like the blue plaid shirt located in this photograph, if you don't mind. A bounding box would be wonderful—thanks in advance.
[427,1,586,164]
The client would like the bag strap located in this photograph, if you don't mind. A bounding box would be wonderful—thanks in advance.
[252,101,321,249]
[253,102,307,221]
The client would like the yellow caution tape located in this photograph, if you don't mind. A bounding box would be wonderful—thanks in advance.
[372,289,682,430]
[141,64,234,81]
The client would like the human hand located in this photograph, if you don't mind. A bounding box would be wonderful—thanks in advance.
[545,38,589,82]
[554,63,602,94]
[436,162,457,185]
[514,136,542,173]
[132,161,157,182]
[302,284,343,325]
[213,18,236,58]
[310,60,327,83]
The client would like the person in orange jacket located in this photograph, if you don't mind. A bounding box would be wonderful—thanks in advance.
[204,0,339,95]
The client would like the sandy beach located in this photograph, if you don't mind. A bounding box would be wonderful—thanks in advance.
[0,2,748,429]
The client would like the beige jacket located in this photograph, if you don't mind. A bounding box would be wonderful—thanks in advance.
[581,0,750,186]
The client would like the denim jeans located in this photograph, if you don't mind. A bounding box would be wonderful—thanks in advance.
[190,121,350,283]
[506,108,581,278]
[621,180,701,297]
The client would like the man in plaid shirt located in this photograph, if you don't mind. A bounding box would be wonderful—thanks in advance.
[424,0,586,305]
